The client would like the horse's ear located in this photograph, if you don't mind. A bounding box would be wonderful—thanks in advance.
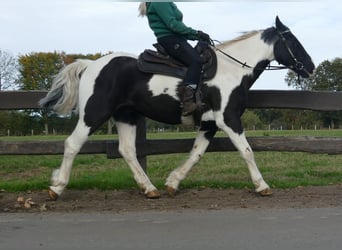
[275,16,289,31]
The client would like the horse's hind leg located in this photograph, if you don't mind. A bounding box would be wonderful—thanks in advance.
[165,121,217,196]
[49,119,90,200]
[116,122,160,198]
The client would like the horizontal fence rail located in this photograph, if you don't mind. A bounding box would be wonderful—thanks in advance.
[2,90,342,111]
[0,91,46,110]
[1,137,342,156]
[246,90,342,111]
[1,90,342,159]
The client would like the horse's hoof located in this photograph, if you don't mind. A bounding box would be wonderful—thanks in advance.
[145,190,161,199]
[166,186,177,197]
[258,188,273,196]
[48,189,59,201]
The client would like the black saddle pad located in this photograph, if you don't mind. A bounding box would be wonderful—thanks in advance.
[137,43,217,81]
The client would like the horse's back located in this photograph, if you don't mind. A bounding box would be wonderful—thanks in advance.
[79,53,162,124]
[79,53,148,102]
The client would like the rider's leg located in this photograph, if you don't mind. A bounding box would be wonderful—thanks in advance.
[158,36,203,116]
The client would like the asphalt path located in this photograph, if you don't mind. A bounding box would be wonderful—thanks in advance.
[1,208,341,250]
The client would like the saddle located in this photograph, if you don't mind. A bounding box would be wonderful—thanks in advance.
[137,42,217,81]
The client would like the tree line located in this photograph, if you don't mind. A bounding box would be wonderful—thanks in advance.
[0,48,341,136]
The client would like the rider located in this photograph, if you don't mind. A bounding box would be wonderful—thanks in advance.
[139,2,211,116]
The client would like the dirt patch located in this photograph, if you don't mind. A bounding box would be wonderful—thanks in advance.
[1,185,342,213]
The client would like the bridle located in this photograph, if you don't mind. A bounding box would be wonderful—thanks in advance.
[211,27,309,75]
[276,29,311,77]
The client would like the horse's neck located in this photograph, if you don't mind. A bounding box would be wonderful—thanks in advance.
[218,31,275,68]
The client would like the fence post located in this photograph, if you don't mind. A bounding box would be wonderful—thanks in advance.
[136,116,147,172]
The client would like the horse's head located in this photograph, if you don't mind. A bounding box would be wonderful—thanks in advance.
[273,16,315,78]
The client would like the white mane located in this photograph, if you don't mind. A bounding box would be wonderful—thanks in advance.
[217,30,262,49]
[138,2,147,17]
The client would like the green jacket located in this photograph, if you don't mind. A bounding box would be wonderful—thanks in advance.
[146,2,198,40]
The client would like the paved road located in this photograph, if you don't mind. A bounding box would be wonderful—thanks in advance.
[1,208,341,250]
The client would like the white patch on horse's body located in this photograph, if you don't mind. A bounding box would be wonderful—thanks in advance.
[41,17,315,198]
[201,110,215,121]
[148,74,179,99]
[219,32,275,65]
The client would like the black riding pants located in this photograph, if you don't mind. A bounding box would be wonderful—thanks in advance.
[157,35,203,86]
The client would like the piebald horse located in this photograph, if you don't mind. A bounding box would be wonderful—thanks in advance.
[40,17,315,200]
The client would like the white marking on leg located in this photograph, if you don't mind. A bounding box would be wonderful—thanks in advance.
[50,120,90,196]
[221,125,269,192]
[166,131,210,190]
[116,122,157,193]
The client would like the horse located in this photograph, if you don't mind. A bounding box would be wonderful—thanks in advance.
[40,16,315,200]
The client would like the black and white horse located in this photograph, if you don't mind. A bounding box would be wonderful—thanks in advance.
[40,17,315,200]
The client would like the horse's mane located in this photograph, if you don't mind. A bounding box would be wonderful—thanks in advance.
[216,30,262,48]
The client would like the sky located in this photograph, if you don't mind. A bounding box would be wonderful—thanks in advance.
[1,0,341,90]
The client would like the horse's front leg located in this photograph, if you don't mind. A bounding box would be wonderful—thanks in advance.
[165,121,217,196]
[116,122,160,198]
[216,116,272,196]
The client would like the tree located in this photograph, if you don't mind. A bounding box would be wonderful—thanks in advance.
[312,58,342,91]
[286,57,342,128]
[62,53,103,65]
[18,51,104,90]
[18,51,104,134]
[254,109,283,128]
[0,111,11,135]
[18,51,64,91]
[18,52,65,134]
[285,70,314,90]
[286,57,342,91]
[0,49,19,90]
[241,110,262,130]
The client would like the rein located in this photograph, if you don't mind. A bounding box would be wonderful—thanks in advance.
[208,29,307,85]
[210,38,287,71]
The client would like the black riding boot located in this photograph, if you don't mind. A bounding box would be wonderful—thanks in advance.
[177,84,198,116]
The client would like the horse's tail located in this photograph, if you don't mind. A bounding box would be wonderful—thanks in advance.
[39,59,92,115]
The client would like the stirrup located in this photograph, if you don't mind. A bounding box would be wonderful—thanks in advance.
[178,85,196,116]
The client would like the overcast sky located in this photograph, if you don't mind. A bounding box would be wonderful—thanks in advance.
[1,0,341,89]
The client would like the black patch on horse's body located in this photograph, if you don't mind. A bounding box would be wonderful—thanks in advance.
[224,60,270,134]
[84,56,225,134]
[84,57,154,133]
[200,120,218,140]
[261,27,278,44]
[201,85,222,112]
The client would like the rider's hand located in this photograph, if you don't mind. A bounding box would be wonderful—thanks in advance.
[197,31,210,41]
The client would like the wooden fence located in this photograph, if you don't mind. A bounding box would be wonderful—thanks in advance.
[1,91,342,166]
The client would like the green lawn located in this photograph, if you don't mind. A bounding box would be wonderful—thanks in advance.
[1,130,342,192]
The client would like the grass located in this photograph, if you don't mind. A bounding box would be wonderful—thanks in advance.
[1,130,342,192]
